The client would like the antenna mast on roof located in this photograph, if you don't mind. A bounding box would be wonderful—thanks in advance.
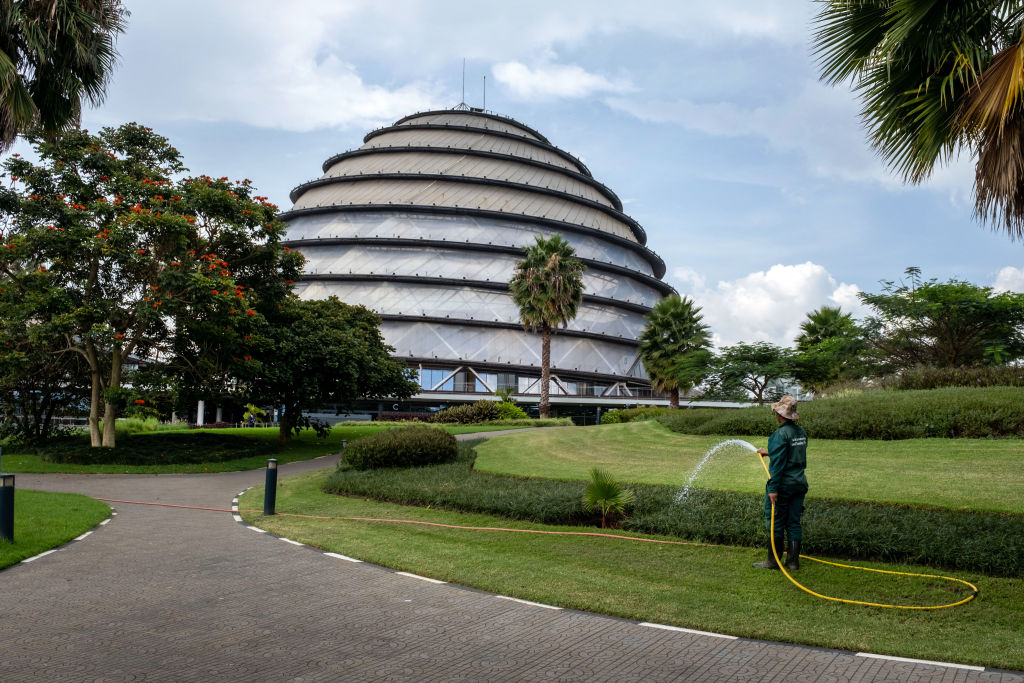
[483,75,486,110]
[461,58,466,105]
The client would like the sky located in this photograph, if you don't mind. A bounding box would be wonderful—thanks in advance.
[27,0,1024,347]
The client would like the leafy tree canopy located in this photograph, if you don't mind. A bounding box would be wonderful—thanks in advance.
[710,341,797,406]
[0,0,128,151]
[638,294,712,407]
[249,296,419,442]
[813,1,1024,238]
[0,123,301,447]
[509,234,585,418]
[859,277,1024,369]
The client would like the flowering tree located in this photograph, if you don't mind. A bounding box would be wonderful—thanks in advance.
[0,123,302,447]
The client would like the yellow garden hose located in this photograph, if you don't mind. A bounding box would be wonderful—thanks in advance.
[756,453,978,609]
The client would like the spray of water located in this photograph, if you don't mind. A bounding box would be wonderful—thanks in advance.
[674,439,758,503]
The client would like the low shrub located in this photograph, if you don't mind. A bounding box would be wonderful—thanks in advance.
[495,401,528,420]
[657,387,1024,439]
[324,443,1024,575]
[342,425,458,470]
[479,418,573,427]
[36,432,275,465]
[600,409,622,424]
[880,364,1024,391]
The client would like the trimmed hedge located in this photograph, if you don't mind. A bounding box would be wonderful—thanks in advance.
[342,425,458,470]
[37,432,275,465]
[656,387,1024,439]
[323,443,1024,576]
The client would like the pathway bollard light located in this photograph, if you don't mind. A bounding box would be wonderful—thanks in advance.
[0,473,14,542]
[263,459,278,516]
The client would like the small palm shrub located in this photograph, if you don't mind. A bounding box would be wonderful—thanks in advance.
[581,467,635,528]
[342,426,458,470]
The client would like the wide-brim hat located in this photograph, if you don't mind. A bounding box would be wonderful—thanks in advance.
[771,395,799,420]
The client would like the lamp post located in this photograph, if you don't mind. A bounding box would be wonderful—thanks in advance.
[0,473,14,542]
[263,459,278,516]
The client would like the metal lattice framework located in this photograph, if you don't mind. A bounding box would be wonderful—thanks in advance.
[280,109,674,397]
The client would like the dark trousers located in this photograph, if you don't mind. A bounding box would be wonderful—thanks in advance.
[763,489,805,544]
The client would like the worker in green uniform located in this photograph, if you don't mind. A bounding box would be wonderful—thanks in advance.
[753,395,808,570]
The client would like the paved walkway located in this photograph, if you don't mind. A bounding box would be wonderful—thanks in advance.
[1,453,1021,682]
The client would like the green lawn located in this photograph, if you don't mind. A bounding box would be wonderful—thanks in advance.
[0,489,111,569]
[240,470,1024,671]
[472,421,1024,513]
[0,423,537,474]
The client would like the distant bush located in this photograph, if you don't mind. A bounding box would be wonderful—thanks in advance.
[657,387,1024,439]
[376,412,431,422]
[342,425,458,470]
[878,365,1024,391]
[433,400,535,424]
[600,409,622,424]
[37,432,274,465]
[324,442,1024,576]
[480,418,573,427]
[495,401,528,420]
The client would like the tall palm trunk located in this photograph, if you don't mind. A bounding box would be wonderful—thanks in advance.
[540,324,551,418]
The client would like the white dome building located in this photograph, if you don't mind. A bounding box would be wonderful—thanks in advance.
[280,108,674,420]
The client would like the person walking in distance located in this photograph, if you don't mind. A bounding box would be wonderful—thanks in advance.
[753,395,808,570]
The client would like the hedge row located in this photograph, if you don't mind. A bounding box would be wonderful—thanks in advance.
[37,432,275,465]
[655,387,1024,439]
[322,443,1024,576]
[433,400,527,423]
[343,426,458,470]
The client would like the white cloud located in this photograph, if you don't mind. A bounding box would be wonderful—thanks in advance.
[671,262,867,348]
[95,2,448,132]
[493,62,632,100]
[993,266,1024,293]
[607,81,904,188]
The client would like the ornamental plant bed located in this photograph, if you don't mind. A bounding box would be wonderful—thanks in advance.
[324,442,1024,576]
[36,432,276,466]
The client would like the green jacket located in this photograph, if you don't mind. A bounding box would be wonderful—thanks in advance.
[766,421,808,495]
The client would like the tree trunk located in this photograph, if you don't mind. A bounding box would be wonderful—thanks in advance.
[100,351,123,448]
[278,402,293,443]
[88,367,102,447]
[540,325,551,419]
[670,387,679,409]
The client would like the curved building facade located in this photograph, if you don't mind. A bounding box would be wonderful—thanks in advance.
[280,108,673,416]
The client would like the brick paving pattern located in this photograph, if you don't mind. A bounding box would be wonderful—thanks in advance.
[1,451,1020,682]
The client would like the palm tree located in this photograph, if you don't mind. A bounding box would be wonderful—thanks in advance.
[1,0,128,152]
[812,2,1024,238]
[638,294,711,408]
[794,306,858,351]
[509,234,585,418]
[582,467,635,529]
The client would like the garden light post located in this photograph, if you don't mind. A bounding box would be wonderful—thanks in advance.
[0,473,14,542]
[263,459,278,516]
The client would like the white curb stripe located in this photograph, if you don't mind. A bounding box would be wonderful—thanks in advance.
[496,595,561,610]
[74,531,93,541]
[323,552,362,563]
[21,549,58,563]
[99,519,110,526]
[639,622,737,640]
[232,515,243,523]
[395,571,446,584]
[281,538,303,546]
[855,653,984,671]
[246,526,267,533]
